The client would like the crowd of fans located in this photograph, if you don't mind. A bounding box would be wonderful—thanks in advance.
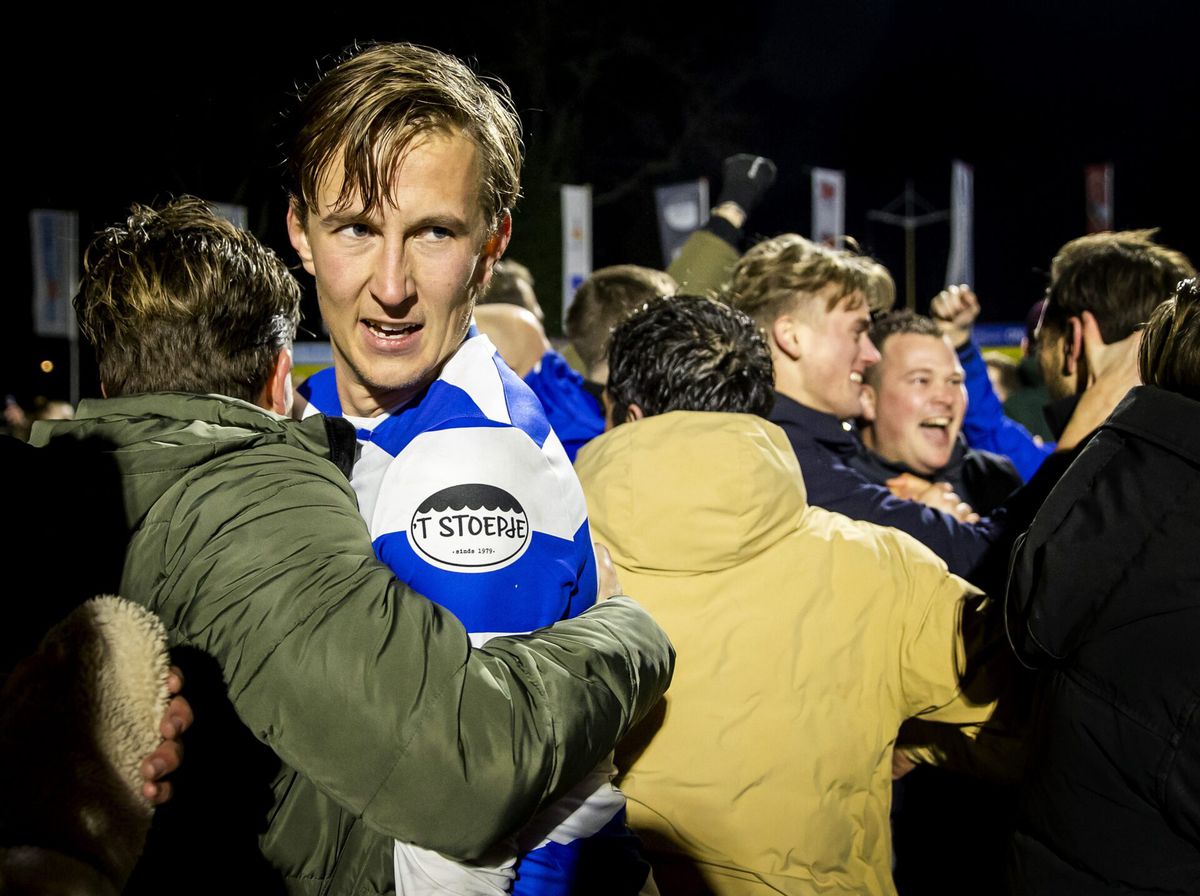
[2,40,1196,896]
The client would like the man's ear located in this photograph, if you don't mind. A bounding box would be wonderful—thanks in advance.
[477,211,512,287]
[1064,315,1084,376]
[286,203,316,276]
[260,348,295,416]
[859,384,877,423]
[626,403,644,423]
[772,313,804,362]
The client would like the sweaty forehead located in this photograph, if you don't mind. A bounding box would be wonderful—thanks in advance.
[311,129,488,220]
[881,332,960,372]
[794,284,865,320]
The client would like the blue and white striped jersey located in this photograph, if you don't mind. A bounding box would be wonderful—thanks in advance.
[299,330,633,896]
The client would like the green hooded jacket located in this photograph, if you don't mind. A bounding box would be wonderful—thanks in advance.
[31,392,674,896]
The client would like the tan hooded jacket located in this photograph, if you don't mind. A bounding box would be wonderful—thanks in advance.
[578,411,995,895]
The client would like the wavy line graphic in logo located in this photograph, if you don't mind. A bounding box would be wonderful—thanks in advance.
[408,483,531,570]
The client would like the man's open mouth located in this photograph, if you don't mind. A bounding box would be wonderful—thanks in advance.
[919,417,952,430]
[365,320,420,338]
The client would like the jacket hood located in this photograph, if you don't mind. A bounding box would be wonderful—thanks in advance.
[576,411,808,575]
[1006,386,1200,665]
[30,393,344,531]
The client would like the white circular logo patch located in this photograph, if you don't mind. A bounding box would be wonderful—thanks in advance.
[408,483,531,571]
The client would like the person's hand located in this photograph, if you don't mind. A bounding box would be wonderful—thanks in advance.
[893,747,920,780]
[716,153,777,220]
[930,284,981,349]
[594,543,622,601]
[140,666,193,805]
[888,475,979,523]
[885,471,934,501]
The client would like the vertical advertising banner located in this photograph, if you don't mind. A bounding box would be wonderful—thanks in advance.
[945,160,975,288]
[811,168,845,248]
[560,185,593,319]
[654,179,709,268]
[30,209,80,338]
[1086,163,1114,233]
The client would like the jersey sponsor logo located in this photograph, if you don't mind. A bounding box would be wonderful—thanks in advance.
[408,483,531,571]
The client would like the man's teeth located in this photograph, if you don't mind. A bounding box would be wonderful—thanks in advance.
[920,417,951,428]
[366,321,416,337]
[849,372,863,384]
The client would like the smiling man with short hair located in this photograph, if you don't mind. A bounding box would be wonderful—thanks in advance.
[854,311,1021,515]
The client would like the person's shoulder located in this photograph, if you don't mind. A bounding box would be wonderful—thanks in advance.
[295,365,340,417]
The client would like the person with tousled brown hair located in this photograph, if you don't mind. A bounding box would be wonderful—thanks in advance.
[1004,278,1200,894]
[30,195,673,896]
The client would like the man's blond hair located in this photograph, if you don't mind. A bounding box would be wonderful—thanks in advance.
[728,235,891,330]
[286,42,523,228]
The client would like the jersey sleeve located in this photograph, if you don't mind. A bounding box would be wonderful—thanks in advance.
[959,339,1052,481]
[366,422,598,638]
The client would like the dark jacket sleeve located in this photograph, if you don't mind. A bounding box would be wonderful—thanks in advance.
[780,420,998,582]
[127,444,674,861]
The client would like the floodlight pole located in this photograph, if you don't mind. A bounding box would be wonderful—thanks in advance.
[867,180,948,310]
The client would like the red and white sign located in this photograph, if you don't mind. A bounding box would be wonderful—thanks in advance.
[811,168,845,248]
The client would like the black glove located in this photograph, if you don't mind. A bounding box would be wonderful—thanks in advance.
[717,154,777,216]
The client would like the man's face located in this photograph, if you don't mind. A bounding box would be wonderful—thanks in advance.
[288,129,508,416]
[790,288,881,419]
[861,333,967,475]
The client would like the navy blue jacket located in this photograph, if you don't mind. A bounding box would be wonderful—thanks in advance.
[766,393,1065,593]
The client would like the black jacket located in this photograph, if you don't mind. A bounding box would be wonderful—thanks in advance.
[1005,385,1200,894]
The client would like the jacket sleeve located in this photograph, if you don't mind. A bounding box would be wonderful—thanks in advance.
[133,445,674,861]
[789,427,1000,582]
[959,339,1053,481]
[892,538,1024,781]
[666,228,740,296]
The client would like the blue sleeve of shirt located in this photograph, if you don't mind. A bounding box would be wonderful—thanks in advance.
[523,350,605,463]
[959,340,1053,482]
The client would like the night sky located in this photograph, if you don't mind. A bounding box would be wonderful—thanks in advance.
[8,1,1198,404]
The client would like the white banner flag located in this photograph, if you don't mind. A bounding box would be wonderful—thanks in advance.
[560,185,593,318]
[30,209,79,338]
[945,161,974,287]
[811,168,845,248]
[654,179,709,268]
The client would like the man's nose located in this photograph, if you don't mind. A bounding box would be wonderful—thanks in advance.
[931,380,959,407]
[860,334,881,366]
[370,239,411,306]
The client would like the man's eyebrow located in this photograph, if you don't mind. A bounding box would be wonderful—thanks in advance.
[316,207,370,228]
[410,212,472,232]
